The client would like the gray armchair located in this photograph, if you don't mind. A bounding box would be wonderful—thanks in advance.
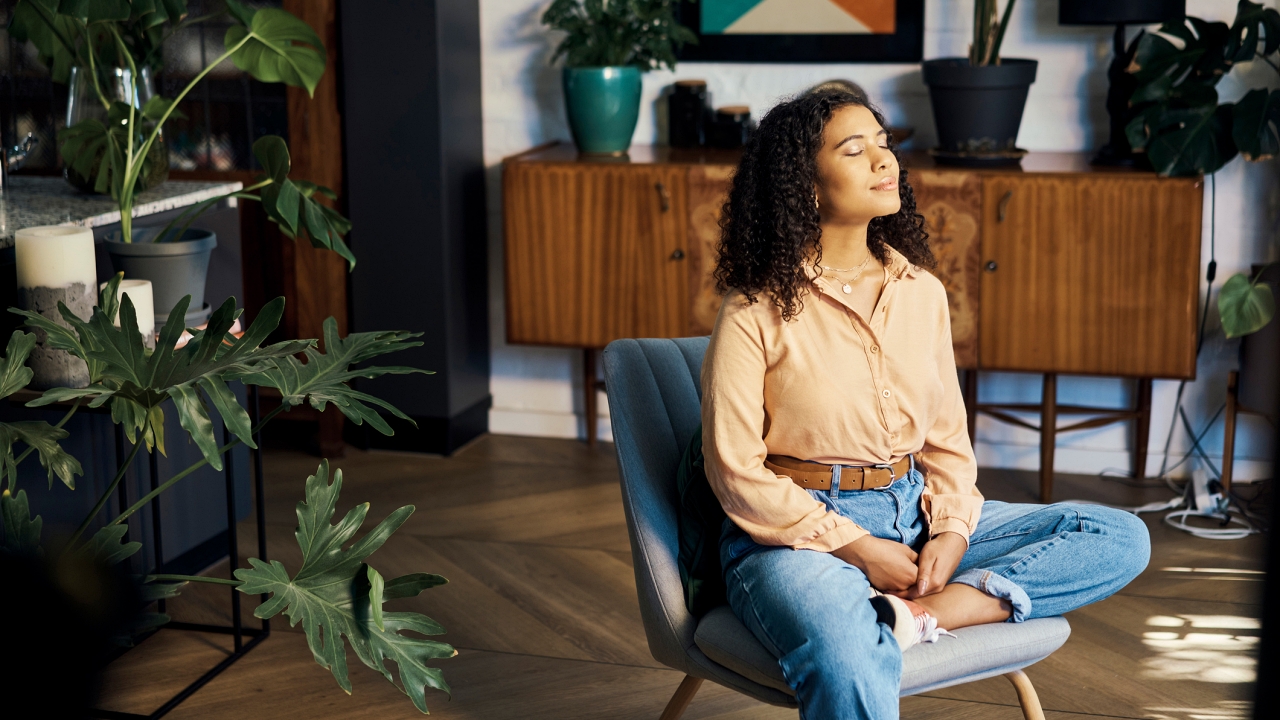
[602,337,1070,720]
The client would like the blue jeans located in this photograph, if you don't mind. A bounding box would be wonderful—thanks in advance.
[719,467,1150,720]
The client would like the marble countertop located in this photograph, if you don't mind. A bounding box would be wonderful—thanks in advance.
[0,176,244,248]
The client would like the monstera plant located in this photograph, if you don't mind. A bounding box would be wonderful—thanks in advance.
[1126,0,1279,339]
[8,0,353,264]
[0,278,452,713]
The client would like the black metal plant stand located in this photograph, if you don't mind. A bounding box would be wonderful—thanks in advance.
[91,386,271,720]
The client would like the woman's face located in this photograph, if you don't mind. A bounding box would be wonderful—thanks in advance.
[813,104,901,223]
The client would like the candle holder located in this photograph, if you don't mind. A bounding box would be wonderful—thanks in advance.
[15,226,96,388]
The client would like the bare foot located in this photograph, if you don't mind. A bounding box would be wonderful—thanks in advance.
[912,583,1013,630]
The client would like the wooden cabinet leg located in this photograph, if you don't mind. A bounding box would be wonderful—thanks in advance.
[1004,669,1047,720]
[964,369,979,444]
[1040,373,1057,503]
[659,675,703,720]
[1132,378,1153,480]
[318,411,346,459]
[1223,370,1239,494]
[584,348,598,446]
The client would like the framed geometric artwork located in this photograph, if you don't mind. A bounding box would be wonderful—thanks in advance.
[675,0,925,63]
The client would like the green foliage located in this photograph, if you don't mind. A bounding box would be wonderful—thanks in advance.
[7,0,189,81]
[224,1,326,97]
[1,489,43,556]
[1218,270,1276,338]
[0,331,83,490]
[235,461,453,713]
[251,136,355,269]
[238,317,429,436]
[970,0,1016,67]
[1126,1,1280,176]
[542,0,696,71]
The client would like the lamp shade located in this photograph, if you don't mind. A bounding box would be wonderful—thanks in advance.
[1059,0,1185,25]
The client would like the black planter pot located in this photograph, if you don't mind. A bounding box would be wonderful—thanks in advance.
[922,58,1038,166]
[104,228,216,328]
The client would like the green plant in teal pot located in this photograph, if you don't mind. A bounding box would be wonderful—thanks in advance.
[542,0,696,155]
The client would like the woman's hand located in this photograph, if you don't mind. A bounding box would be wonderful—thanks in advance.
[832,535,919,595]
[908,531,967,599]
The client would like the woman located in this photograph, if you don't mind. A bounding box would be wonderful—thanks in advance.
[701,88,1150,718]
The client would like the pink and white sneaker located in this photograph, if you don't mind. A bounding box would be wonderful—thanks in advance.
[869,594,957,650]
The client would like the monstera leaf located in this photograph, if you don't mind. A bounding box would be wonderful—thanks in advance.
[234,461,453,713]
[224,0,326,97]
[0,331,82,490]
[1219,271,1276,339]
[238,317,428,436]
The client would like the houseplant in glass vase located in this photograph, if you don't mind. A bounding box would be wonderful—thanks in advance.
[542,0,696,155]
[8,0,354,329]
[922,0,1037,166]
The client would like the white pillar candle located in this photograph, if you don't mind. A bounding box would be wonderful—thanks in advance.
[101,278,157,349]
[14,225,97,388]
[15,226,96,290]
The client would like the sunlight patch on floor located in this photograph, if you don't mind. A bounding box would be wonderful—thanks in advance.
[1141,615,1259,683]
[1143,700,1252,720]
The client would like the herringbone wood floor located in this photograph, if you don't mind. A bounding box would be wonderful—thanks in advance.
[96,435,1266,719]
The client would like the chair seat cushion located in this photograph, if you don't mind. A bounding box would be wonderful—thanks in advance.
[694,605,1071,696]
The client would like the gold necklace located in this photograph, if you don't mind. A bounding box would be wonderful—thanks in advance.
[820,254,873,294]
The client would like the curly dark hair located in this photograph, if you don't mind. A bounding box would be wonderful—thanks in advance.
[713,88,934,321]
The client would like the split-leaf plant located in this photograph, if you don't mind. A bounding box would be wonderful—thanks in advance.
[8,0,354,267]
[1126,0,1280,338]
[0,277,452,713]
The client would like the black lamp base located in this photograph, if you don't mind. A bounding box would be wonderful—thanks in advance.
[1091,143,1138,167]
[1090,24,1147,168]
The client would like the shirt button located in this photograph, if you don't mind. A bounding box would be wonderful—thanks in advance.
[870,345,879,353]
[882,389,891,398]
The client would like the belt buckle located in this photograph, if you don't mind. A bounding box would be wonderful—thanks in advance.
[869,462,896,487]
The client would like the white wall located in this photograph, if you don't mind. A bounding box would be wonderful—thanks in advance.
[481,0,1278,480]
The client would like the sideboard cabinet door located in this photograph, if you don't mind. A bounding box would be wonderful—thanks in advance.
[979,174,1201,379]
[503,162,692,347]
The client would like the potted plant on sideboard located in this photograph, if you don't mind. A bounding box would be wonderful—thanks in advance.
[922,0,1037,166]
[8,0,354,329]
[542,0,696,155]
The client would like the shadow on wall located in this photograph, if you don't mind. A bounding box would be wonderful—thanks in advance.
[513,2,571,145]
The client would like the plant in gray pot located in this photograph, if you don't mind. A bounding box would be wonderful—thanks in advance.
[13,1,354,327]
[922,0,1037,166]
[542,0,697,155]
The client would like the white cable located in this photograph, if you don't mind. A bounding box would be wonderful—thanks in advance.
[1162,509,1257,540]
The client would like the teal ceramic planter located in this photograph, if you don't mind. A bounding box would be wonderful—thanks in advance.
[563,66,642,155]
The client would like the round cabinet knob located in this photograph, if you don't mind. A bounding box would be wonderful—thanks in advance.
[670,248,686,260]
[985,260,998,272]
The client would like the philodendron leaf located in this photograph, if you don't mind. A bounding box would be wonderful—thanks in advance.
[234,461,453,713]
[225,4,326,97]
[80,523,142,566]
[252,135,290,183]
[0,331,37,399]
[1,489,42,556]
[140,96,185,122]
[368,565,386,632]
[0,421,83,489]
[237,317,430,436]
[1147,103,1237,177]
[1219,272,1276,338]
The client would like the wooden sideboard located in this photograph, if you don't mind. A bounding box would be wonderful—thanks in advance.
[503,143,1204,500]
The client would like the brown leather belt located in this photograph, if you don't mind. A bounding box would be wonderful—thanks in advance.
[764,454,913,491]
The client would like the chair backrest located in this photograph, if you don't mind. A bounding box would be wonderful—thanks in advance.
[602,337,710,674]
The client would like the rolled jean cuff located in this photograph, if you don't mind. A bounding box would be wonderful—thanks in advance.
[952,568,1032,623]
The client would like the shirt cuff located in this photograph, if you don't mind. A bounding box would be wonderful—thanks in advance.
[795,519,869,553]
[928,517,973,546]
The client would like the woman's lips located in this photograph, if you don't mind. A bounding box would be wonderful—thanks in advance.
[873,177,898,191]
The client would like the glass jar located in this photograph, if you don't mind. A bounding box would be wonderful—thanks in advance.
[64,65,169,193]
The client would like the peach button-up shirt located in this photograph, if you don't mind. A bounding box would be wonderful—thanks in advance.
[700,246,983,553]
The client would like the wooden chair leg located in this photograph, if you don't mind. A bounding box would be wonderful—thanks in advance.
[1004,669,1046,720]
[659,675,703,720]
[1039,373,1057,503]
[1222,370,1239,494]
